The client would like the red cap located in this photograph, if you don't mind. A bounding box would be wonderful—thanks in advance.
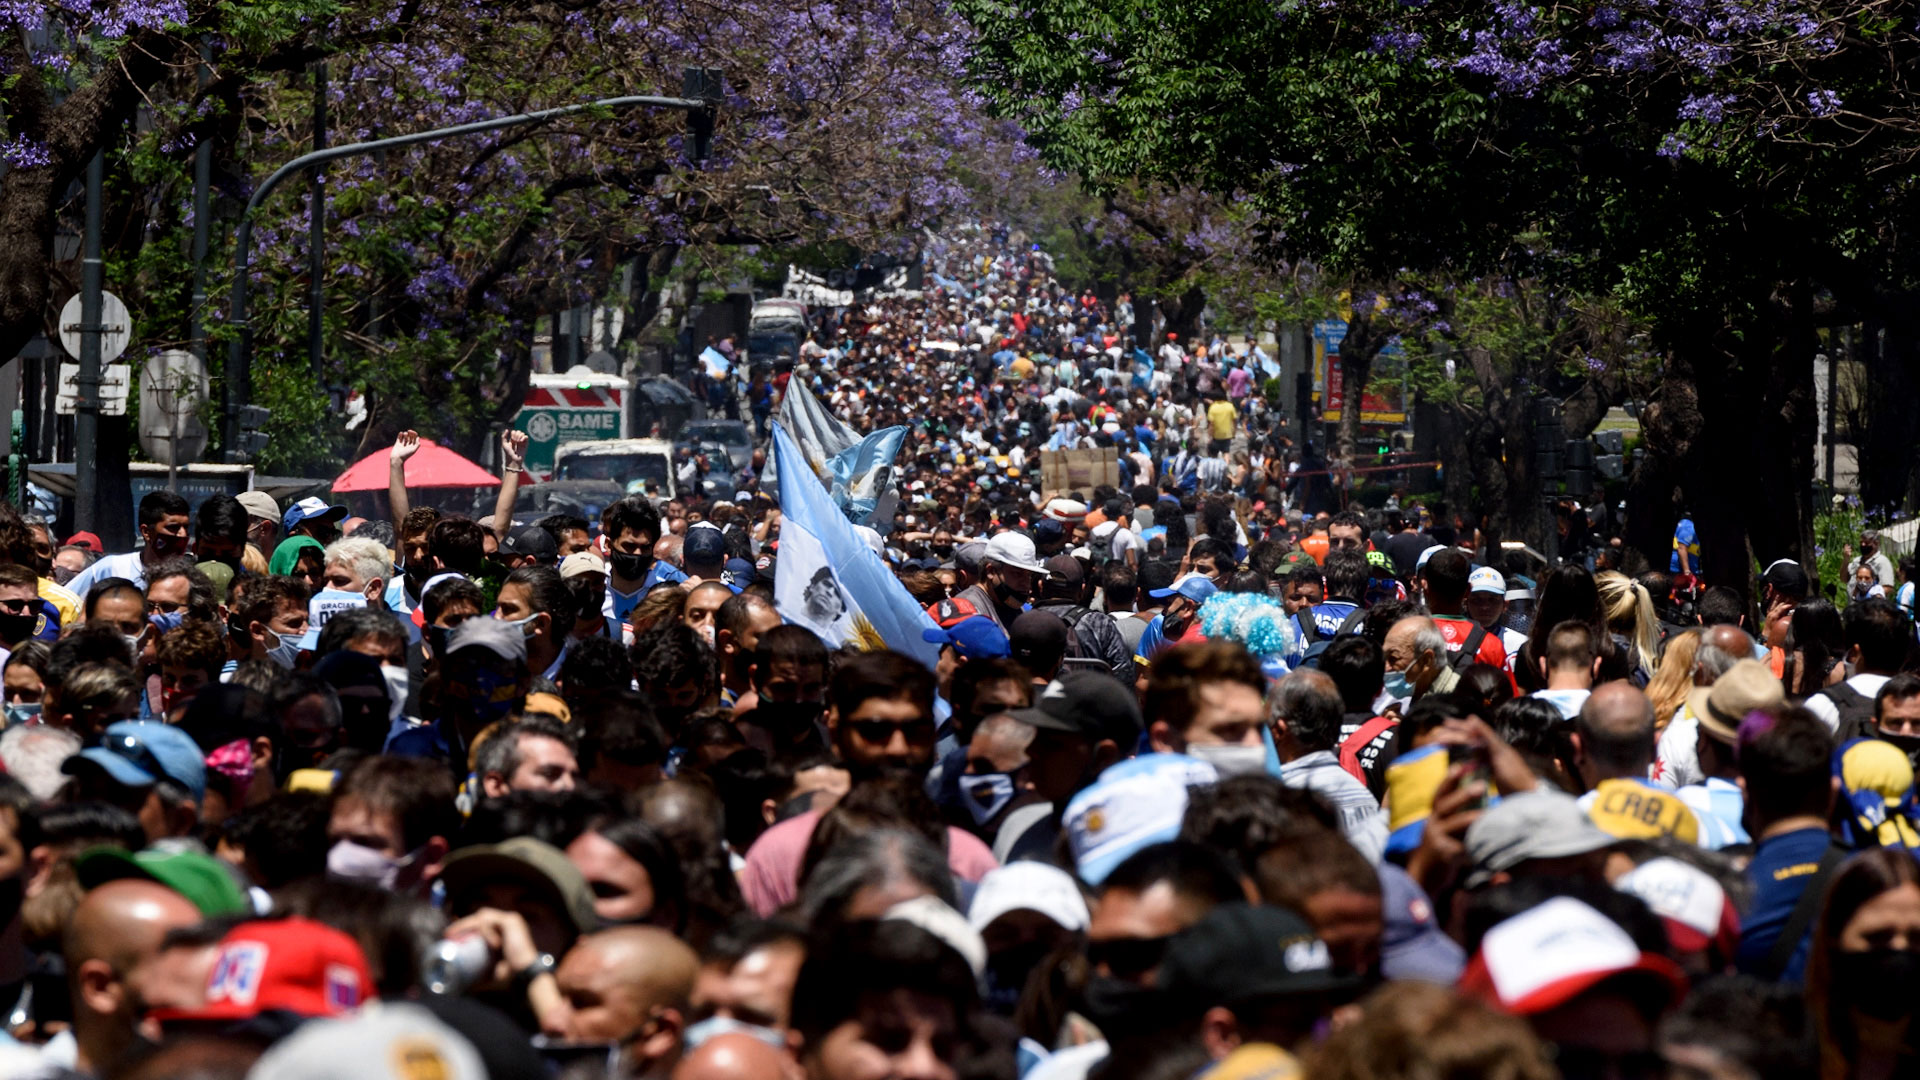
[928,596,981,628]
[159,917,370,1023]
[64,531,103,553]
[1459,897,1686,1016]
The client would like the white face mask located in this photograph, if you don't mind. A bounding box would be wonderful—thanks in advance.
[381,665,409,725]
[263,629,302,670]
[1187,742,1268,778]
[326,838,421,891]
[957,773,1017,824]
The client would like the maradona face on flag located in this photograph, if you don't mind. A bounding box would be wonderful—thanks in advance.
[771,421,942,669]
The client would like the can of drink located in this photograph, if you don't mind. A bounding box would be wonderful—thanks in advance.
[422,935,493,996]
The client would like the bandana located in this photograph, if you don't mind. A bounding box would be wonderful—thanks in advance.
[206,739,255,795]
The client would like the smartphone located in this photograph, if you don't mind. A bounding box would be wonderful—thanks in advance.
[1448,743,1492,809]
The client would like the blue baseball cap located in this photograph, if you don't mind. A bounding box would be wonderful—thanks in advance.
[63,721,207,802]
[685,523,729,565]
[1149,572,1218,604]
[282,496,349,534]
[921,616,1011,661]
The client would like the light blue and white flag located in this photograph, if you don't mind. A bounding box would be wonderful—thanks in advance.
[772,422,941,668]
[699,346,732,379]
[761,379,903,524]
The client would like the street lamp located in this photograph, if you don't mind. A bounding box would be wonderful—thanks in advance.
[220,69,722,461]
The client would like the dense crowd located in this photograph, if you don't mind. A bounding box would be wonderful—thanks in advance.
[0,228,1910,1080]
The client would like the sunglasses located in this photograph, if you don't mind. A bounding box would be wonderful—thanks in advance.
[850,719,935,746]
[1086,935,1172,980]
[0,597,33,614]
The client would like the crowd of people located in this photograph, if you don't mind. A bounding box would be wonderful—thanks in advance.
[0,228,1910,1080]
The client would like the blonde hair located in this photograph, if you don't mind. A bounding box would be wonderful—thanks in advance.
[1597,571,1660,682]
[1307,981,1556,1080]
[1646,628,1703,731]
[241,543,269,576]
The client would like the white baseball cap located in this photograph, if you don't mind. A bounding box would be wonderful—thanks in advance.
[1469,567,1506,595]
[983,531,1048,574]
[1064,753,1219,885]
[249,1003,485,1080]
[967,862,1090,935]
[559,551,607,579]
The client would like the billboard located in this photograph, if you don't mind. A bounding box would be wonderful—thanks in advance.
[1311,318,1408,425]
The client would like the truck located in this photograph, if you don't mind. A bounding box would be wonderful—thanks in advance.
[552,438,678,502]
[747,298,808,370]
[513,369,630,480]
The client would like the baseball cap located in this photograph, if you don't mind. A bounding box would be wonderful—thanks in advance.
[1150,572,1218,603]
[75,846,249,916]
[1468,566,1506,595]
[156,917,372,1023]
[1379,863,1465,984]
[248,1003,485,1080]
[1415,545,1447,572]
[1614,857,1741,963]
[445,616,529,666]
[1010,610,1069,669]
[922,616,1010,661]
[883,896,987,979]
[1156,903,1360,1007]
[966,862,1090,934]
[439,837,599,936]
[558,551,607,579]
[1463,788,1615,888]
[1585,779,1700,844]
[65,531,104,553]
[1010,669,1145,745]
[928,596,983,628]
[954,540,988,576]
[1276,549,1317,571]
[63,721,207,802]
[501,526,557,563]
[1031,517,1066,544]
[1761,559,1810,598]
[1836,738,1920,848]
[1063,753,1218,885]
[685,523,729,565]
[1044,499,1089,523]
[1460,897,1687,1016]
[1045,553,1085,588]
[1687,659,1784,743]
[282,497,349,534]
[983,531,1048,574]
[235,490,281,524]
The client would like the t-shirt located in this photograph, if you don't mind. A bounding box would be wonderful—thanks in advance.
[1305,601,1363,638]
[1434,614,1508,671]
[1207,400,1237,440]
[1671,518,1699,573]
[1736,826,1833,983]
[740,808,998,916]
[1336,713,1399,799]
[65,550,153,598]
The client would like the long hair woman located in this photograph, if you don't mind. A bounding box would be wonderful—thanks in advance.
[1808,848,1920,1079]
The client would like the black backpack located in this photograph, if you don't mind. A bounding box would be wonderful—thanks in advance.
[1297,605,1368,645]
[1447,623,1490,673]
[1821,681,1879,743]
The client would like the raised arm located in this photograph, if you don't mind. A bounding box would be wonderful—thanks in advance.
[388,430,421,529]
[492,429,529,541]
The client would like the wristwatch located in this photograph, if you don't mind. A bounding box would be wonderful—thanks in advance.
[512,952,557,992]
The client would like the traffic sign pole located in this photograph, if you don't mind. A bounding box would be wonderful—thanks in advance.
[74,152,103,538]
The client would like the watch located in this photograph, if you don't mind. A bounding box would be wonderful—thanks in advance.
[512,952,557,992]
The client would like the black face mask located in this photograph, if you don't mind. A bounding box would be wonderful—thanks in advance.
[992,580,1029,610]
[404,560,434,594]
[931,545,954,559]
[1076,974,1159,1033]
[750,699,825,737]
[424,624,449,660]
[984,943,1053,1014]
[0,612,35,647]
[1833,949,1920,1022]
[610,550,652,583]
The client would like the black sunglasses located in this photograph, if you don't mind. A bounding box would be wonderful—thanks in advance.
[1086,935,1172,980]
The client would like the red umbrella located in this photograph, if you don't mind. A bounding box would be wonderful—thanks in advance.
[332,442,501,492]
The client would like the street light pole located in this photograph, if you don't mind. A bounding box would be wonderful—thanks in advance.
[221,78,722,460]
[308,56,328,380]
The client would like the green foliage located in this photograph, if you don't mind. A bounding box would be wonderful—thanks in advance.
[1814,499,1866,606]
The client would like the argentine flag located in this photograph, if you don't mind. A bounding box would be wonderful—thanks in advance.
[772,421,940,669]
[762,379,904,525]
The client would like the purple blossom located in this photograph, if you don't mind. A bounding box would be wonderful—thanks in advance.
[1677,92,1735,123]
[0,135,50,169]
[1807,88,1841,116]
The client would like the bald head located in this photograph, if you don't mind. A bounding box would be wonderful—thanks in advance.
[1575,682,1657,783]
[672,1032,794,1080]
[1697,625,1754,685]
[556,925,701,1045]
[66,880,202,982]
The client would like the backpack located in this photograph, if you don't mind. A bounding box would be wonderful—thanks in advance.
[1337,715,1398,789]
[1821,681,1879,743]
[1298,605,1368,645]
[1447,623,1489,674]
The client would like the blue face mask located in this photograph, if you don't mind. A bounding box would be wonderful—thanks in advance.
[1383,669,1414,700]
[148,611,186,635]
[682,1016,785,1054]
[3,703,40,727]
[264,629,304,670]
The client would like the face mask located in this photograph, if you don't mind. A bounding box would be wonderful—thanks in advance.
[147,532,186,557]
[326,839,418,891]
[1188,742,1268,778]
[424,624,449,660]
[51,566,76,586]
[382,666,410,725]
[496,612,540,638]
[1077,974,1158,1032]
[1383,669,1414,700]
[992,579,1029,609]
[609,550,652,581]
[1832,949,1920,1022]
[148,611,185,635]
[984,943,1052,1013]
[311,588,369,619]
[931,545,954,558]
[750,699,824,737]
[682,1016,786,1054]
[123,633,145,663]
[0,612,35,645]
[957,772,1017,824]
[3,703,39,727]
[263,629,302,670]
